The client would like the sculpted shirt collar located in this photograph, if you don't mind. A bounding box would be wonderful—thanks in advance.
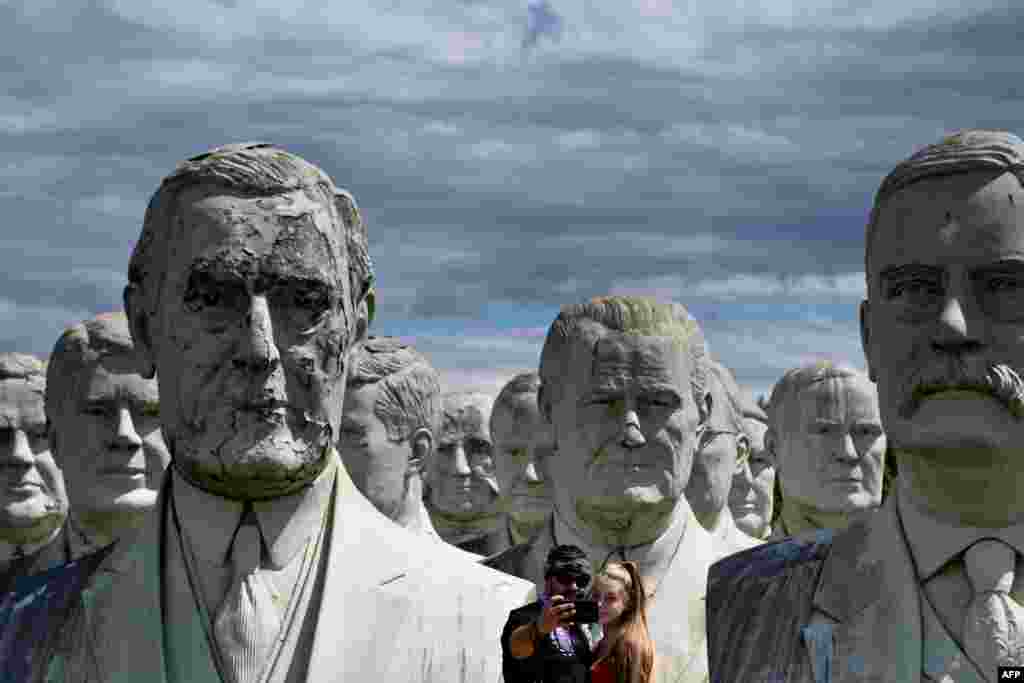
[171,455,337,570]
[897,479,1024,581]
[551,499,691,577]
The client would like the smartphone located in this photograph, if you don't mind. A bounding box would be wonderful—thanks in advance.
[573,599,599,623]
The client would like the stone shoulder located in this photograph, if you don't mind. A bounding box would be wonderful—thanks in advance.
[708,527,834,588]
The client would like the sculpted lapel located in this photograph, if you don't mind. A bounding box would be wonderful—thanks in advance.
[307,457,532,682]
[809,497,921,683]
[305,461,415,680]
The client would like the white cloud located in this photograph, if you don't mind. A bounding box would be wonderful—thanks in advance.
[612,272,866,302]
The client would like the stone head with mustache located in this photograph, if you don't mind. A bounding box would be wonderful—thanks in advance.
[861,129,1024,527]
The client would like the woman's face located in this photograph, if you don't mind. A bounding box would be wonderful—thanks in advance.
[594,578,629,627]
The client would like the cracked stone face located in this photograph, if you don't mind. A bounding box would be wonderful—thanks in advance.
[774,375,885,515]
[143,184,351,500]
[52,352,169,528]
[0,377,67,544]
[544,330,701,548]
[864,170,1024,454]
[430,393,499,518]
[491,390,554,543]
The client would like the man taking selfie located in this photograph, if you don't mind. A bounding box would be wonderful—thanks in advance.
[502,545,597,683]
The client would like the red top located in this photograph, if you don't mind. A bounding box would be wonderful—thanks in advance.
[591,656,616,683]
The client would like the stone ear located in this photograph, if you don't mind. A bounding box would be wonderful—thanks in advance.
[410,428,433,475]
[353,288,374,346]
[537,382,553,425]
[735,434,751,472]
[764,427,779,471]
[859,299,877,383]
[123,283,157,379]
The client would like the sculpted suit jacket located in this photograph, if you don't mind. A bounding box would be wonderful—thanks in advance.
[707,494,986,683]
[48,451,534,683]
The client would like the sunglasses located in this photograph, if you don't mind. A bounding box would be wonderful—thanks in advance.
[551,572,591,588]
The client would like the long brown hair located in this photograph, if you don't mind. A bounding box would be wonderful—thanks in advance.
[594,561,655,683]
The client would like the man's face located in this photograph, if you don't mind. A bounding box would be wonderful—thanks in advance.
[776,376,885,514]
[862,171,1024,455]
[684,377,746,528]
[492,394,555,534]
[0,379,67,543]
[339,382,410,520]
[142,185,353,499]
[430,404,498,516]
[729,418,775,538]
[55,357,169,520]
[545,329,701,544]
[544,571,589,601]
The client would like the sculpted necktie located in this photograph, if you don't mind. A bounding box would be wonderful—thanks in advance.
[213,517,282,683]
[962,539,1024,680]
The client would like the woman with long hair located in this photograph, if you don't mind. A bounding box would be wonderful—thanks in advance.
[589,561,655,683]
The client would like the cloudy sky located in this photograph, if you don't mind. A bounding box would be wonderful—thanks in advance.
[3,0,1022,401]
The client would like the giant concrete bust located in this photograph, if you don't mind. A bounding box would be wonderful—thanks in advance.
[45,311,170,557]
[487,296,719,682]
[727,395,774,540]
[426,391,503,555]
[51,142,530,682]
[490,372,555,548]
[764,361,885,539]
[684,359,760,553]
[708,130,1024,682]
[341,335,442,539]
[0,353,69,591]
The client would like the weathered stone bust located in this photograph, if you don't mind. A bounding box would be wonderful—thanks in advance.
[727,396,774,540]
[45,142,530,682]
[487,295,719,682]
[0,353,68,590]
[684,359,760,553]
[709,130,1024,682]
[426,391,503,555]
[765,361,885,538]
[45,312,170,557]
[341,335,441,539]
[490,372,555,547]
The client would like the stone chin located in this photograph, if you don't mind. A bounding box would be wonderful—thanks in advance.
[0,508,64,545]
[99,488,159,511]
[575,494,676,533]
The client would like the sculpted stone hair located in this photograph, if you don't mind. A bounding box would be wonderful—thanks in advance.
[538,296,709,413]
[490,372,541,436]
[706,360,746,433]
[766,361,866,439]
[866,129,1024,276]
[0,353,46,408]
[346,336,441,449]
[45,312,140,423]
[127,142,374,349]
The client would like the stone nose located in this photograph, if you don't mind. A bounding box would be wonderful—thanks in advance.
[620,410,646,449]
[234,295,281,373]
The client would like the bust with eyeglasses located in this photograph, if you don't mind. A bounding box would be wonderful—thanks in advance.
[684,359,762,553]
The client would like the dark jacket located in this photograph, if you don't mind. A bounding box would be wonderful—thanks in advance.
[501,600,593,683]
[0,543,113,683]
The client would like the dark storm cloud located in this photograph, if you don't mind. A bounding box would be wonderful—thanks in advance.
[0,0,1019,393]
